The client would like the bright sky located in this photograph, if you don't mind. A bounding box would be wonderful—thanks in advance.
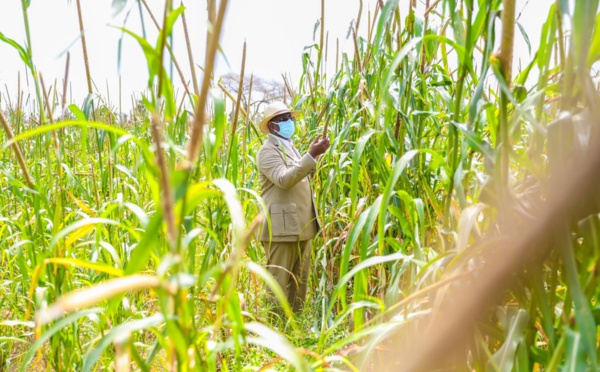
[0,1,551,112]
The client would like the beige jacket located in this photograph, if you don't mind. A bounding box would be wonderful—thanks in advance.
[257,135,321,242]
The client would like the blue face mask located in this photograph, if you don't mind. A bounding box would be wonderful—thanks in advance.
[276,119,295,138]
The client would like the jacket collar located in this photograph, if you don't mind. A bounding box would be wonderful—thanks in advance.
[267,134,299,161]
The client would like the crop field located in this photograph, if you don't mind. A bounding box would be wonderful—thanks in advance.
[1,0,599,371]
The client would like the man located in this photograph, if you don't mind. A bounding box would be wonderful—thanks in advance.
[257,101,330,313]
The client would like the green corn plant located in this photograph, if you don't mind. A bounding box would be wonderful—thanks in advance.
[1,0,600,371]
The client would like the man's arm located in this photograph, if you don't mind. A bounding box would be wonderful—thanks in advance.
[258,147,316,190]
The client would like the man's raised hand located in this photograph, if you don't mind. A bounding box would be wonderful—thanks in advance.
[308,135,330,158]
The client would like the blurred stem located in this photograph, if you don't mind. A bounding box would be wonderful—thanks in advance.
[140,0,191,95]
[156,0,171,96]
[466,1,493,172]
[137,0,147,38]
[559,226,598,366]
[154,0,177,251]
[317,0,325,83]
[61,52,70,110]
[498,93,509,197]
[0,110,35,188]
[230,41,247,138]
[181,7,199,97]
[498,0,515,84]
[226,41,247,181]
[187,0,229,163]
[207,0,216,50]
[420,0,431,74]
[242,74,254,186]
[39,73,60,154]
[497,0,516,204]
[555,3,565,68]
[408,0,415,35]
[444,0,473,230]
[356,0,363,37]
[555,2,567,111]
[19,0,45,124]
[151,113,177,251]
[75,0,93,94]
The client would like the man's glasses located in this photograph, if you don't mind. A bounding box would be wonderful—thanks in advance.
[271,114,294,123]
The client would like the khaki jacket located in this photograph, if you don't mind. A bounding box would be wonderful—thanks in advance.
[257,135,321,242]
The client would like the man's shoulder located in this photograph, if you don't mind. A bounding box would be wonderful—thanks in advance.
[258,136,277,155]
[257,138,271,165]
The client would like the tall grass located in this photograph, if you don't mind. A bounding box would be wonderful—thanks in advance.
[1,0,599,370]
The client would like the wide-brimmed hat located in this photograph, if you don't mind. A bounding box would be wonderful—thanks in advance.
[259,101,299,134]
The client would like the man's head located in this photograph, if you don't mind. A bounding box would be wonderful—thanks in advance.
[259,101,299,138]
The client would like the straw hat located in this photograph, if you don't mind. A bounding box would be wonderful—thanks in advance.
[259,101,299,134]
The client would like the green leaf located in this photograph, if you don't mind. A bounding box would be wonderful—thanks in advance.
[0,31,33,70]
[160,72,176,120]
[373,0,400,57]
[561,233,598,368]
[351,129,377,214]
[572,0,600,69]
[2,121,129,150]
[82,93,95,120]
[116,26,159,87]
[379,37,422,109]
[125,211,162,274]
[178,182,220,215]
[377,150,419,255]
[245,322,310,372]
[83,314,164,372]
[337,251,413,294]
[587,12,600,67]
[49,218,121,249]
[489,308,530,372]
[455,203,486,252]
[312,19,321,42]
[111,0,129,17]
[159,5,185,48]
[21,308,104,371]
[537,4,556,76]
[68,104,87,121]
[563,329,586,372]
[561,243,597,367]
[244,262,297,331]
[516,22,531,56]
[338,208,369,308]
[212,178,245,241]
[546,335,565,372]
[211,98,227,162]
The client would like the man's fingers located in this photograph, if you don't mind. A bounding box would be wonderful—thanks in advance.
[309,136,330,158]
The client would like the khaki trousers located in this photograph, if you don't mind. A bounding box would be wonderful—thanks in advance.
[263,240,312,313]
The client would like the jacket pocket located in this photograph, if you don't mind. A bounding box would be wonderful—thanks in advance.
[270,203,300,236]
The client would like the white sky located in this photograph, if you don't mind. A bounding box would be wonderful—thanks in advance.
[0,1,551,112]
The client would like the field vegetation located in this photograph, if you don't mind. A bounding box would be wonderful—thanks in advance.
[1,0,599,370]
